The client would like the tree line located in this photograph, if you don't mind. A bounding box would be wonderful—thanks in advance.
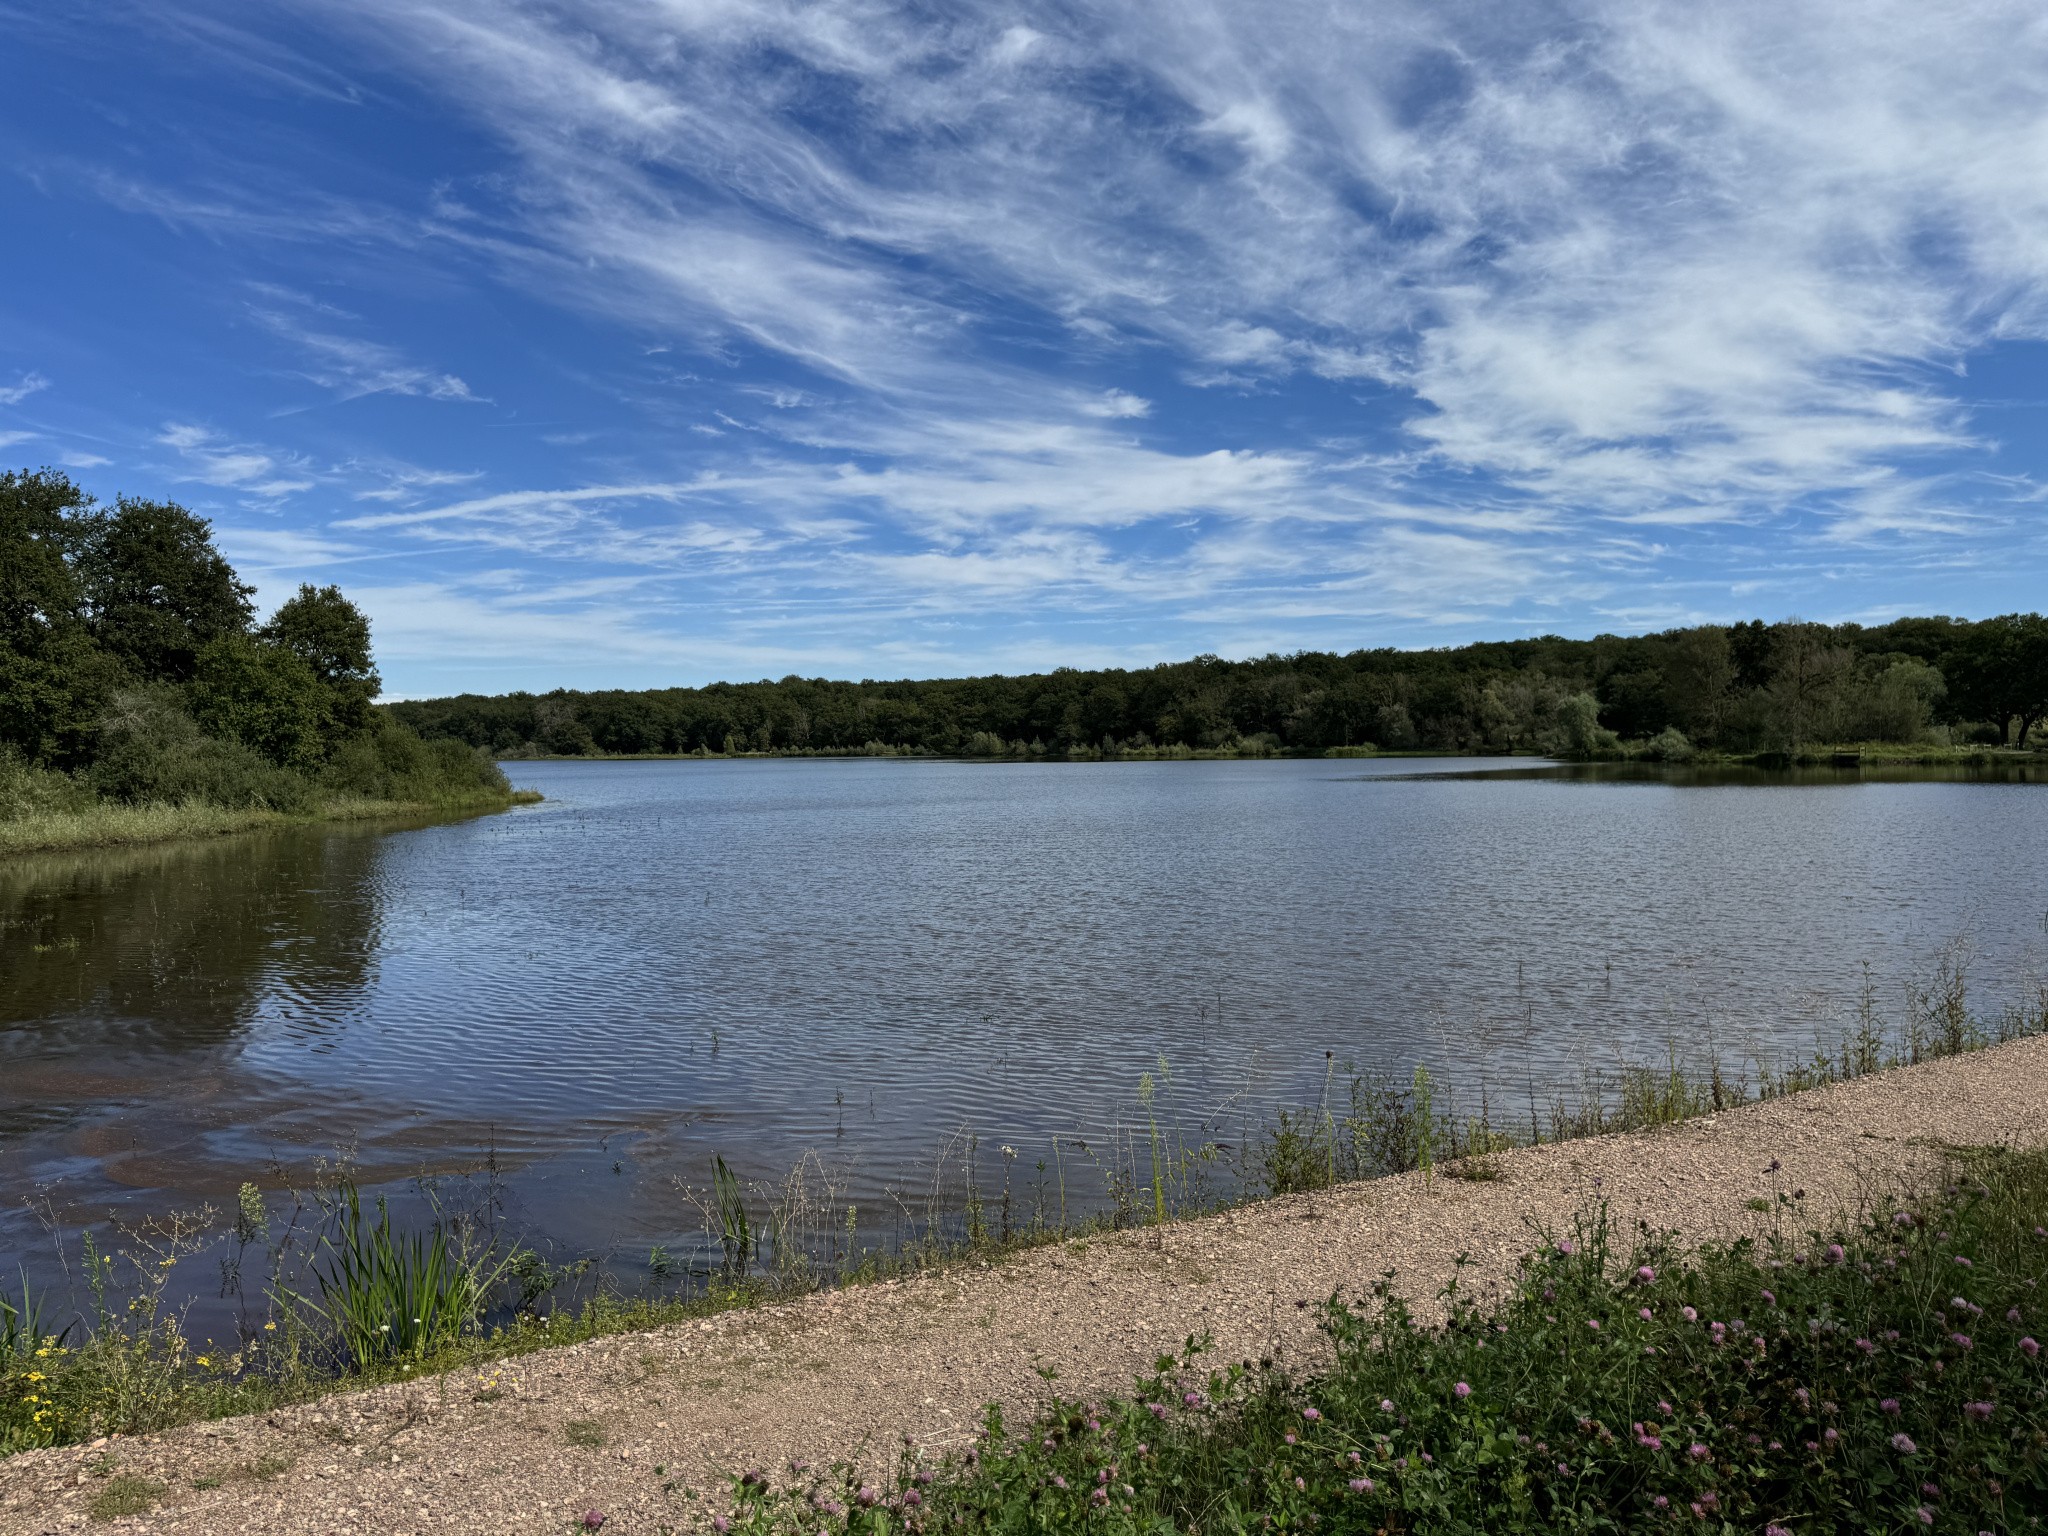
[1,469,504,815]
[390,613,2048,762]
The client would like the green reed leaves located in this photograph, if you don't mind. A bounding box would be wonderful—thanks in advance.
[299,1184,506,1368]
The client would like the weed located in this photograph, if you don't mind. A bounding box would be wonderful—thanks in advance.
[565,1419,607,1448]
[89,1474,164,1522]
[724,1146,2048,1535]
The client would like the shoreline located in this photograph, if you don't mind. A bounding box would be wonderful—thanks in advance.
[0,789,541,860]
[490,744,2042,765]
[6,1033,2044,1533]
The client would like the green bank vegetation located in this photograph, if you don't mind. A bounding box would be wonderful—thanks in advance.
[390,613,2048,763]
[0,469,526,856]
[4,949,2044,1461]
[727,1149,2048,1536]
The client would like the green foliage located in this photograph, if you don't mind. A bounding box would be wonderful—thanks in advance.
[0,472,513,837]
[302,1183,505,1370]
[714,1155,754,1274]
[391,612,2048,761]
[321,717,510,804]
[261,582,381,742]
[74,496,253,683]
[187,631,327,768]
[87,687,318,812]
[0,750,94,820]
[728,1152,2048,1536]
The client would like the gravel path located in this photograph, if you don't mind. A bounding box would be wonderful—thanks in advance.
[7,1035,2047,1535]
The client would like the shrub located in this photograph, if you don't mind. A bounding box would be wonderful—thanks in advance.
[0,750,94,821]
[322,717,510,805]
[87,688,317,812]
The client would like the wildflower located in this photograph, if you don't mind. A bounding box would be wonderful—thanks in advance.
[1916,1508,1933,1526]
[903,1490,922,1508]
[1639,1308,1653,1321]
[1453,1382,1471,1399]
[1856,1337,1876,1354]
[1653,1496,1669,1510]
[1284,1433,1297,1445]
[1558,1239,1575,1255]
[1183,1391,1201,1407]
[1793,1387,1810,1409]
[1348,1478,1372,1493]
[1882,1398,1901,1414]
[1051,1476,1068,1490]
[1091,1488,1108,1505]
[709,1520,727,1535]
[1636,1266,1656,1284]
[1657,1399,1672,1415]
[1148,1402,1167,1419]
[1765,1525,1791,1536]
[1761,1288,1776,1305]
[263,1321,276,1331]
[1586,1319,1600,1331]
[1892,1433,1918,1454]
[1303,1406,1321,1421]
[1293,1476,1305,1491]
[1689,1443,1709,1461]
[1954,1256,1973,1268]
[584,1515,607,1532]
[1682,1306,1698,1322]
[2021,1337,2039,1358]
[2008,1307,2023,1324]
[1826,1243,1845,1263]
[1894,1212,1914,1226]
[1964,1401,1994,1423]
[1557,1463,1570,1476]
[1380,1399,1395,1413]
[857,1487,878,1508]
[1951,1333,1973,1351]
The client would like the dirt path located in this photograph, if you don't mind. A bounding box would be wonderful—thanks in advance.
[8,1036,2048,1536]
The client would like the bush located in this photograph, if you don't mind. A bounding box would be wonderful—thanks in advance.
[88,688,317,813]
[323,717,510,805]
[1640,725,1696,762]
[729,1151,2048,1535]
[0,750,94,821]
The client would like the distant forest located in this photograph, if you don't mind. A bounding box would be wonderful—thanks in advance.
[391,615,2048,762]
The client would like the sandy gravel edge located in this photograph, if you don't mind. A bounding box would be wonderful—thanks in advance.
[6,1035,2046,1536]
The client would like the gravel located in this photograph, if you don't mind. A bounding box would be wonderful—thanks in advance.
[5,1034,2045,1535]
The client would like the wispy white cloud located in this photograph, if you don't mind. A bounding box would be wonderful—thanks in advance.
[251,303,475,401]
[157,422,317,499]
[0,372,49,406]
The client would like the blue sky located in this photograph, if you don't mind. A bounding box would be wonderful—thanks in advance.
[5,0,2048,696]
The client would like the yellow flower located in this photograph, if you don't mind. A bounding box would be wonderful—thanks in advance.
[263,1321,277,1331]
[195,1356,212,1367]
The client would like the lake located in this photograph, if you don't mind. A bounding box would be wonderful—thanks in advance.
[4,756,2047,1312]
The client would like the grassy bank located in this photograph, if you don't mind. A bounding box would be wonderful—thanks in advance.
[729,1145,2048,1535]
[0,786,540,858]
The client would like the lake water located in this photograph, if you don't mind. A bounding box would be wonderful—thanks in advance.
[4,756,2048,1309]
